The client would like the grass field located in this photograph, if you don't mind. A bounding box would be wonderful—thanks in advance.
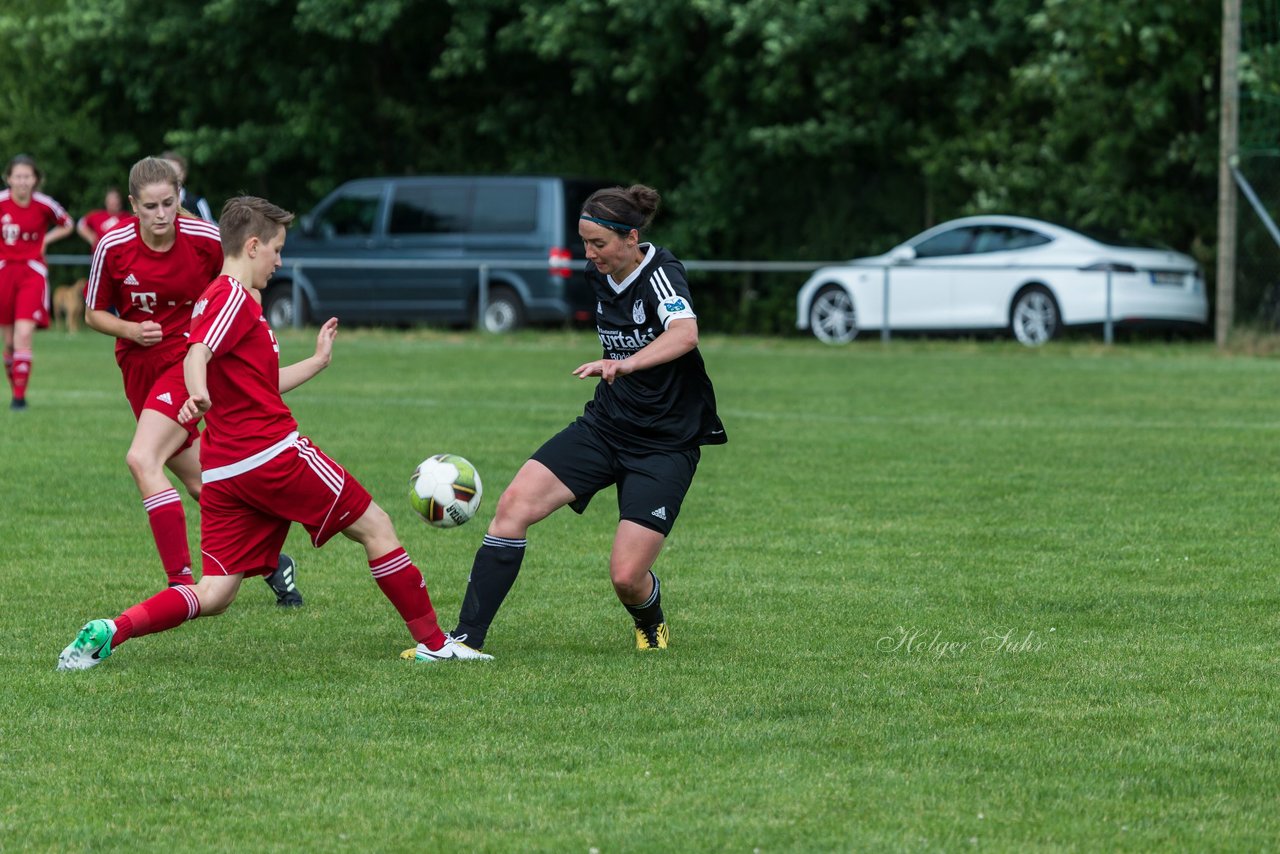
[2,327,1278,851]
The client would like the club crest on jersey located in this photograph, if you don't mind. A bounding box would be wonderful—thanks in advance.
[192,298,208,318]
[664,298,686,313]
[632,299,646,324]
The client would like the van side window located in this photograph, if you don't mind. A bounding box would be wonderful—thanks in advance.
[471,185,538,233]
[390,185,470,235]
[314,186,381,238]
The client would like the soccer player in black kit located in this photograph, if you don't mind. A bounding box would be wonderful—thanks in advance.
[449,184,726,654]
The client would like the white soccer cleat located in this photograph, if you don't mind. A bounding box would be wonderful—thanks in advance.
[57,619,117,671]
[413,635,493,663]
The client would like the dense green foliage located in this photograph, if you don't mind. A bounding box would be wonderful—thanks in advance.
[5,329,1280,848]
[0,1,1251,328]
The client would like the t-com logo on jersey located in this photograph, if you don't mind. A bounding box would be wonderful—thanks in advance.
[130,292,158,313]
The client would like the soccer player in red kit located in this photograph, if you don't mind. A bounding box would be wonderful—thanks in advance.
[0,154,74,410]
[76,187,127,249]
[58,195,488,669]
[84,158,301,602]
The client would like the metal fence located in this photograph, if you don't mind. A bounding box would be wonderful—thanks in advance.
[48,253,843,331]
[46,253,1170,344]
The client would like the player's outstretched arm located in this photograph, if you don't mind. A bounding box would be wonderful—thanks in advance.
[279,317,338,394]
[180,343,214,424]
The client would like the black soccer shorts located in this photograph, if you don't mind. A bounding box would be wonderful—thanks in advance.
[531,418,700,536]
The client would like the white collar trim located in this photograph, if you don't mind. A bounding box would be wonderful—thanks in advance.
[607,243,656,293]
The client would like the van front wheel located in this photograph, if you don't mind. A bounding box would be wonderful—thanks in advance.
[481,285,525,333]
[265,284,306,329]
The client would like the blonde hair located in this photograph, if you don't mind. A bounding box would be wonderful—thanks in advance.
[219,196,294,256]
[127,157,180,199]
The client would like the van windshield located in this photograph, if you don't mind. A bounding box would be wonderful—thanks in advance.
[314,185,381,237]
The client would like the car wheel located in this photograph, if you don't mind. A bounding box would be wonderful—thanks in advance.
[482,285,525,333]
[264,284,306,329]
[809,284,857,344]
[1010,287,1059,346]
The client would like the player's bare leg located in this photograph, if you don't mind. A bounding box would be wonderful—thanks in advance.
[342,503,490,662]
[128,411,197,585]
[451,460,575,650]
[57,575,242,671]
[7,319,35,409]
[611,521,669,650]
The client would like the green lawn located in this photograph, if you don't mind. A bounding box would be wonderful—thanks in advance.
[2,328,1277,851]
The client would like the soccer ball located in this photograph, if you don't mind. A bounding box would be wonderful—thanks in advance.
[409,454,483,528]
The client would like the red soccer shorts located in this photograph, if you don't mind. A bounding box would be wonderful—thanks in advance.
[0,261,50,328]
[199,434,373,577]
[119,351,200,453]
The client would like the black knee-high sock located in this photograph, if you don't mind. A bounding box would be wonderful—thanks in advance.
[623,571,664,627]
[452,534,526,648]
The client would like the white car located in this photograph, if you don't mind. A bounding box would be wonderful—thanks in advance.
[796,215,1208,346]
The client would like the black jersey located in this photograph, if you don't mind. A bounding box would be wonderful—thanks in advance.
[579,244,727,452]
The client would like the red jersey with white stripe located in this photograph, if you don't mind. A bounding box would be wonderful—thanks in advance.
[188,275,297,471]
[79,210,129,245]
[86,216,223,367]
[0,190,72,262]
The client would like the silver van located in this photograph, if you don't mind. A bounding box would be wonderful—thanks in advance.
[266,175,616,331]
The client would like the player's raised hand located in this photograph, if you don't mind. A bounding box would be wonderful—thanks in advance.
[314,317,338,366]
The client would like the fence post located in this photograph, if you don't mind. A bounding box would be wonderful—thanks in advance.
[478,264,490,332]
[292,264,304,330]
[1104,269,1113,345]
[881,266,891,343]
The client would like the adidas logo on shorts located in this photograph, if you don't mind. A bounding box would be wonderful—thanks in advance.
[650,506,668,521]
[156,392,173,404]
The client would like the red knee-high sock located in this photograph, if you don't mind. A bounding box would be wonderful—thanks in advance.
[11,349,31,401]
[369,547,446,650]
[143,488,193,585]
[112,585,201,649]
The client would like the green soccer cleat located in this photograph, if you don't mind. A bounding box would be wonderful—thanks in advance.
[57,619,117,671]
[412,635,493,663]
[635,622,669,651]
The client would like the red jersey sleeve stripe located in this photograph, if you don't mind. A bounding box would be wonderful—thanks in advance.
[33,192,73,227]
[203,282,246,353]
[177,218,222,242]
[85,227,136,307]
